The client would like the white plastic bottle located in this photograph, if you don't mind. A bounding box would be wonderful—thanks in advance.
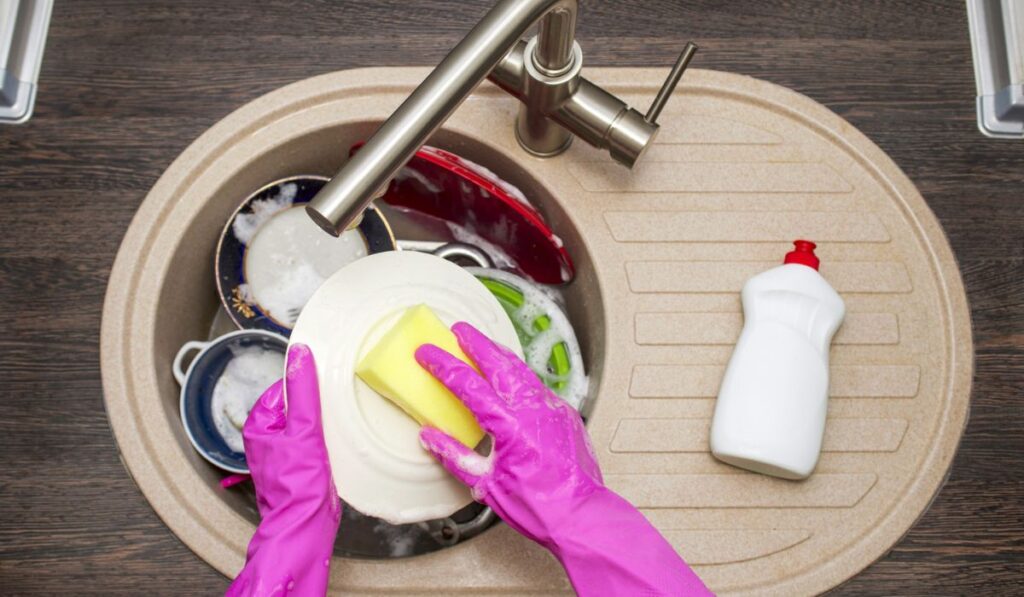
[710,240,845,480]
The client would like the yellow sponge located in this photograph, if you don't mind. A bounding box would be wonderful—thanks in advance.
[355,304,485,448]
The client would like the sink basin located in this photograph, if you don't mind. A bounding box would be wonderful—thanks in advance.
[102,67,972,594]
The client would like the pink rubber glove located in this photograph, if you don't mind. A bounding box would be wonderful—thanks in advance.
[416,323,712,596]
[227,344,342,597]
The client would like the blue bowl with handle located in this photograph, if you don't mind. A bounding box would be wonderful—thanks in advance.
[173,329,288,473]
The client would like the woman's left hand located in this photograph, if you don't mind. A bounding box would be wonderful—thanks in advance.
[227,344,341,597]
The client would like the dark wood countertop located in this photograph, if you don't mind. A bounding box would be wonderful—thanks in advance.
[1,0,1021,593]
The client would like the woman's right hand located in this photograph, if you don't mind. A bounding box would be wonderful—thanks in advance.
[416,323,712,596]
[414,322,603,548]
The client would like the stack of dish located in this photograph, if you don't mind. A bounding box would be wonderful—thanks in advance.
[170,151,588,556]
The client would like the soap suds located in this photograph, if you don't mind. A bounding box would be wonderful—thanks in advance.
[232,182,298,245]
[249,261,324,326]
[244,205,368,325]
[371,522,419,557]
[457,452,493,477]
[559,263,571,284]
[438,149,533,210]
[210,346,285,453]
[237,283,256,304]
[394,166,442,194]
[535,281,567,311]
[446,221,517,270]
[423,431,494,477]
[358,500,466,527]
[468,268,589,410]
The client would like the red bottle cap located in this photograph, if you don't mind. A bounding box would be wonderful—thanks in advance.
[784,240,820,270]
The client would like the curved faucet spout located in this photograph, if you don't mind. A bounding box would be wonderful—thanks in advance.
[307,0,695,237]
[307,0,577,236]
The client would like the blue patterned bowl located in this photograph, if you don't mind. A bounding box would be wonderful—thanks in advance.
[215,175,395,337]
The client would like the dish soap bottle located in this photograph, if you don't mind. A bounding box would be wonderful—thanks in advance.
[710,240,845,480]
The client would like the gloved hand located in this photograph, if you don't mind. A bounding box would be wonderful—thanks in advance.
[227,344,342,597]
[416,323,712,596]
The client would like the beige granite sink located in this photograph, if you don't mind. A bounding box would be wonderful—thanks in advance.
[102,67,972,595]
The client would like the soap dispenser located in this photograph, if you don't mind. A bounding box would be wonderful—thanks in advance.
[710,240,846,480]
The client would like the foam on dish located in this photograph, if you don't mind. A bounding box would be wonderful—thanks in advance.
[371,521,419,558]
[210,346,284,453]
[445,221,516,270]
[443,152,533,210]
[232,182,298,245]
[244,206,367,325]
[393,165,442,194]
[468,267,589,410]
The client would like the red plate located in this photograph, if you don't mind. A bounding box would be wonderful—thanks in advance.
[352,143,575,285]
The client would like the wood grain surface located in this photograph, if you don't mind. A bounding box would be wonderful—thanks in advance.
[1,0,1021,594]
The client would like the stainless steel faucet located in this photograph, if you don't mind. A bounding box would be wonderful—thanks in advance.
[307,0,697,236]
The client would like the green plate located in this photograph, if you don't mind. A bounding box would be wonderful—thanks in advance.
[477,276,572,392]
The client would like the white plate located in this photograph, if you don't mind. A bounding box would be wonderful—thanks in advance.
[289,250,521,524]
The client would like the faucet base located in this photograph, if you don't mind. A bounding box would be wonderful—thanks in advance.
[512,36,581,158]
[515,115,574,157]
